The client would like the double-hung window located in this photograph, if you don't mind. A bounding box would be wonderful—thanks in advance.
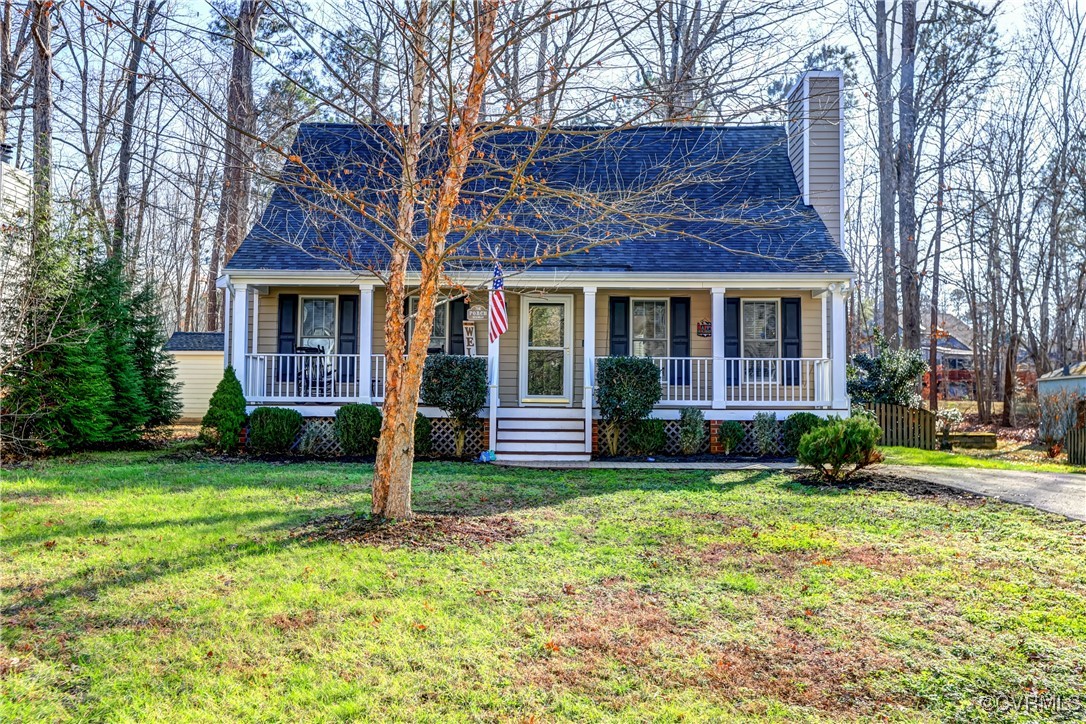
[300,297,336,354]
[408,297,449,353]
[742,300,779,381]
[631,299,668,357]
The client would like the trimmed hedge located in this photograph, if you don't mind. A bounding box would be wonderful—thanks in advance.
[678,407,706,455]
[782,412,828,456]
[752,412,779,456]
[717,420,745,455]
[596,357,662,456]
[414,413,433,457]
[334,403,383,456]
[200,367,248,453]
[629,418,666,455]
[797,415,883,482]
[247,407,303,455]
[421,355,488,457]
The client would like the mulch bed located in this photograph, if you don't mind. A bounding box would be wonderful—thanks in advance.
[291,512,525,551]
[599,454,795,464]
[788,469,988,504]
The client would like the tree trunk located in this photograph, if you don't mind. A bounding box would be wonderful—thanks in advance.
[206,0,264,330]
[0,0,30,145]
[371,0,498,519]
[928,106,947,411]
[875,0,899,346]
[29,0,51,254]
[897,0,920,351]
[112,1,160,258]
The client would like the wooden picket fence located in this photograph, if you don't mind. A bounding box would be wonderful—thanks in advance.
[869,403,936,450]
[1067,428,1086,466]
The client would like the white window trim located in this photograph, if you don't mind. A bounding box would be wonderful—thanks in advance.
[518,294,574,405]
[298,295,339,354]
[739,298,781,359]
[408,297,451,353]
[630,297,669,357]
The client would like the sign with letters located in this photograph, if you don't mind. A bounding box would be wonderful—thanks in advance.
[463,322,477,356]
[467,304,487,321]
[696,319,712,337]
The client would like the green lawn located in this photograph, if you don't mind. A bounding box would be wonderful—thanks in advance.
[3,453,1085,722]
[882,446,1084,474]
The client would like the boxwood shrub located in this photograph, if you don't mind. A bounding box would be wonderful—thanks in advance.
[629,418,666,456]
[678,407,706,455]
[334,403,383,456]
[596,357,662,456]
[782,412,828,456]
[717,420,745,455]
[247,407,303,455]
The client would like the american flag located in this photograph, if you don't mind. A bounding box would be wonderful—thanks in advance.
[489,264,507,343]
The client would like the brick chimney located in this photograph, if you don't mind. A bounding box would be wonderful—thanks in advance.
[786,70,844,248]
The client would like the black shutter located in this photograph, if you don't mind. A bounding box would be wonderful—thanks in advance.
[609,296,630,356]
[277,294,298,381]
[782,297,802,385]
[724,298,740,385]
[338,295,359,381]
[403,296,412,352]
[449,299,468,354]
[669,297,691,384]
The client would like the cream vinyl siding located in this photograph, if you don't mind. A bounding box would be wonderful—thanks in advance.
[170,351,225,421]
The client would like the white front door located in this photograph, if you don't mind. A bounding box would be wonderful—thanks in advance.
[519,295,574,404]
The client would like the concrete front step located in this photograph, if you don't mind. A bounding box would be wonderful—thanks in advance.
[498,430,584,443]
[497,418,584,431]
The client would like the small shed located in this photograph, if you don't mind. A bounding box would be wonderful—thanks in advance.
[164,332,225,422]
[1037,362,1086,398]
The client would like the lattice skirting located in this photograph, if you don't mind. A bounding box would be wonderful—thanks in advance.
[268,416,486,459]
[599,419,787,457]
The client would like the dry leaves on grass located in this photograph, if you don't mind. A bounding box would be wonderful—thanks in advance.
[292,513,524,551]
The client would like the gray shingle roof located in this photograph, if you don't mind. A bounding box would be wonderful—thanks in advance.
[164,332,224,352]
[227,124,852,276]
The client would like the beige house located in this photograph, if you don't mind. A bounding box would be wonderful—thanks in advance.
[218,71,851,461]
[164,332,224,422]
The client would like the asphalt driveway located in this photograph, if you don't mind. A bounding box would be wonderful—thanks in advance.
[884,465,1086,521]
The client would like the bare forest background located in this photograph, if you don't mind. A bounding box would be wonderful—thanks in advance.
[2,0,1084,427]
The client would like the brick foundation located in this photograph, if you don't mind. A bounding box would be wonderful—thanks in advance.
[709,420,723,454]
[591,420,600,454]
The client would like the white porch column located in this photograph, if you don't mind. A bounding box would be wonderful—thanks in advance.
[358,285,374,403]
[222,285,232,369]
[582,287,597,453]
[711,287,726,409]
[830,283,849,410]
[231,283,249,395]
[251,288,259,354]
[487,290,500,452]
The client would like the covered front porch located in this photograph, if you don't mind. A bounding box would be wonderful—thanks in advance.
[219,275,851,457]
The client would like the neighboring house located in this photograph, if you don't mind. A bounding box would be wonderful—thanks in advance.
[164,332,225,422]
[218,71,852,461]
[921,313,975,400]
[1037,362,1086,398]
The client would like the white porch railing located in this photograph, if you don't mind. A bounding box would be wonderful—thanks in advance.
[372,354,387,402]
[602,356,830,407]
[719,357,830,406]
[246,353,375,403]
[652,357,713,404]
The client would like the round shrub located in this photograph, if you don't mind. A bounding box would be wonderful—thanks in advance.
[414,413,433,457]
[678,407,706,455]
[421,355,488,457]
[334,403,383,456]
[797,415,883,483]
[717,420,745,455]
[629,418,666,456]
[596,357,662,456]
[200,366,248,453]
[247,407,302,455]
[782,412,828,456]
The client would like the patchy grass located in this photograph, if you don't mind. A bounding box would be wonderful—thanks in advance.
[3,452,1085,721]
[882,446,1084,474]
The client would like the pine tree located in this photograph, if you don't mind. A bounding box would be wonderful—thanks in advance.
[85,258,150,441]
[201,367,248,453]
[131,281,182,428]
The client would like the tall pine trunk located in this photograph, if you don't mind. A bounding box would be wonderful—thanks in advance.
[928,107,947,411]
[29,0,50,254]
[897,0,920,351]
